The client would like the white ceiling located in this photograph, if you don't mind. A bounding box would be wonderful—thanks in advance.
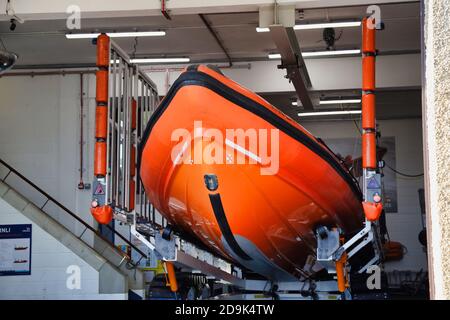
[0,2,420,67]
[0,1,422,120]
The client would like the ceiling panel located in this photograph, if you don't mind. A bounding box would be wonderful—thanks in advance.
[0,2,420,66]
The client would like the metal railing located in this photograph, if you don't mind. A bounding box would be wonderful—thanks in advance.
[0,157,147,261]
[104,39,166,228]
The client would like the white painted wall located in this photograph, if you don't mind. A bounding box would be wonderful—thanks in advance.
[0,74,95,223]
[0,197,125,299]
[302,118,427,271]
[0,74,116,299]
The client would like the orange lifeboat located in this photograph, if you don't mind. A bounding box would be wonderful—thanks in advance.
[139,65,364,280]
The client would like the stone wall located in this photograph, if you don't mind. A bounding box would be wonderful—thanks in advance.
[423,0,450,300]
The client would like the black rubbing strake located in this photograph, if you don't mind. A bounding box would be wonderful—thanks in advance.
[209,193,252,261]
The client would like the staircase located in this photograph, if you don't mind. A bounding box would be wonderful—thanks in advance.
[0,158,145,296]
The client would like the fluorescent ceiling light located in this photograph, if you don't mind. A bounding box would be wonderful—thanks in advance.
[109,31,166,37]
[320,99,361,105]
[293,100,360,107]
[294,21,361,30]
[298,110,361,117]
[66,31,166,39]
[130,57,190,64]
[268,49,360,59]
[256,27,271,33]
[66,33,101,39]
[268,53,282,59]
[257,21,361,32]
[302,49,360,57]
[110,57,190,64]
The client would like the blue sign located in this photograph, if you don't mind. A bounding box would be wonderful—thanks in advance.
[0,224,32,276]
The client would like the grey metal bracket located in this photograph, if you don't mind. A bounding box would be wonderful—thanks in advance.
[155,232,177,261]
[335,221,372,260]
[269,25,314,110]
[317,221,380,274]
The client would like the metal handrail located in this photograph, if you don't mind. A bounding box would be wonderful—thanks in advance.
[0,158,147,260]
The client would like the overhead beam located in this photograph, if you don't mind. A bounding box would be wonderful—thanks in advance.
[0,0,417,21]
[269,25,314,110]
[199,14,233,67]
[261,3,313,109]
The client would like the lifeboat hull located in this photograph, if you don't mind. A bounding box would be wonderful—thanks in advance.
[139,65,364,280]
